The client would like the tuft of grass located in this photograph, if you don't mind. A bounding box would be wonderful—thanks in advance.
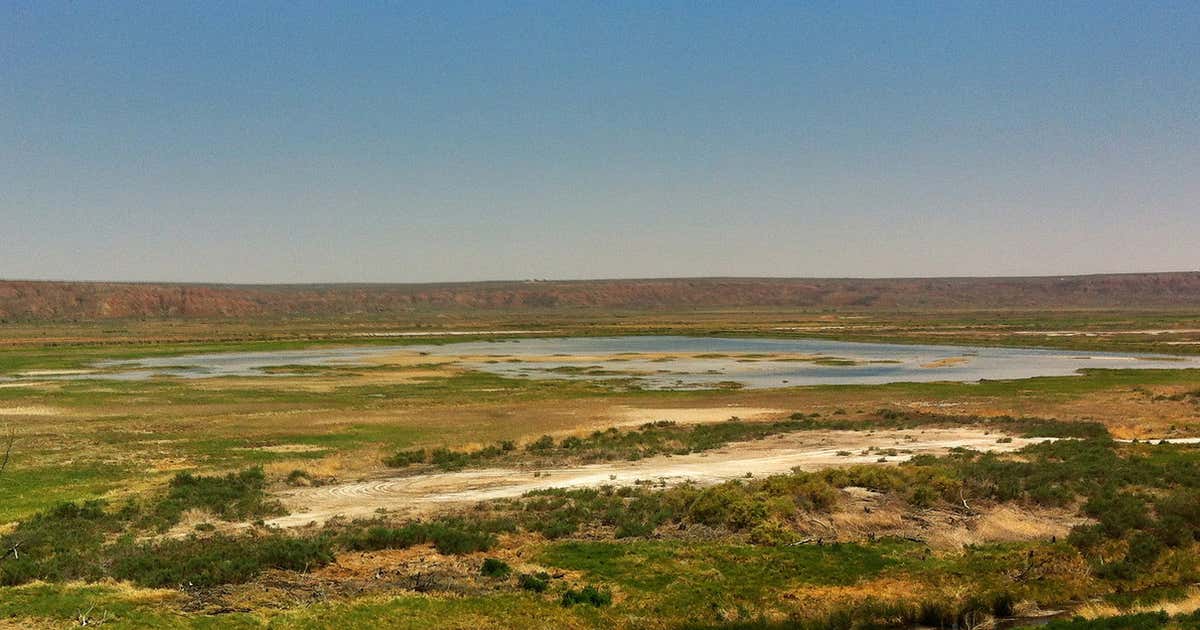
[518,572,551,592]
[480,558,511,578]
[561,585,612,607]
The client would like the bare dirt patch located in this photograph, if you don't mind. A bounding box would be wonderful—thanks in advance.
[14,369,97,377]
[828,489,1083,549]
[0,405,63,416]
[919,357,971,369]
[608,405,785,427]
[239,444,328,454]
[0,382,51,389]
[269,428,1051,528]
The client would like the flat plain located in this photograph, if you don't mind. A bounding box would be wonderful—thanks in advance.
[2,293,1200,629]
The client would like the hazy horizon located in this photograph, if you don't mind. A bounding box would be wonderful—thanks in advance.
[5,270,1200,288]
[4,3,1198,283]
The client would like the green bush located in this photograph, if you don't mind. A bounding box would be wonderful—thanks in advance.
[748,518,796,545]
[429,525,497,554]
[148,467,284,529]
[0,467,303,587]
[0,500,124,585]
[518,572,550,592]
[1039,611,1171,629]
[340,519,500,555]
[908,485,939,508]
[1068,525,1106,553]
[990,592,1016,618]
[480,558,511,578]
[1125,532,1164,567]
[613,518,656,539]
[342,524,430,551]
[111,534,333,588]
[1084,491,1151,538]
[561,585,612,607]
[429,448,471,471]
[1153,490,1200,547]
[383,449,426,467]
[285,469,312,485]
[526,435,555,452]
[531,515,579,539]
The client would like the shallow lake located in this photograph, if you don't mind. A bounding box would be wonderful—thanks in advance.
[53,335,1200,389]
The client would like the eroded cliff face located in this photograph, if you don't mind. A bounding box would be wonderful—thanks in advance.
[1,273,1198,321]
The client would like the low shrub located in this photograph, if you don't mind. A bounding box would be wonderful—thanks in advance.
[111,534,333,588]
[339,519,502,555]
[518,571,551,592]
[147,468,284,529]
[480,558,511,578]
[1083,491,1151,538]
[561,585,612,607]
[285,469,312,486]
[526,435,555,452]
[382,449,426,467]
[0,500,125,585]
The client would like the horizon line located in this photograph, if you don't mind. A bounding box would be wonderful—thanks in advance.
[3,269,1199,288]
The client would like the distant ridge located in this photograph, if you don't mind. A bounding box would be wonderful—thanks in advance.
[1,273,1199,320]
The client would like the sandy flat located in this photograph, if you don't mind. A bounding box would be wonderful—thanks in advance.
[919,357,971,368]
[0,406,63,416]
[238,444,329,454]
[610,405,785,427]
[349,330,554,337]
[268,427,1050,528]
[15,369,96,376]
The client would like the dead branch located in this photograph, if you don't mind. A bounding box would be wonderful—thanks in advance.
[0,425,13,478]
[958,487,975,515]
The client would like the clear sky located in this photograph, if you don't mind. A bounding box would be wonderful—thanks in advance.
[2,2,1197,283]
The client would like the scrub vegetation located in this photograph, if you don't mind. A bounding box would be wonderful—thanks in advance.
[0,311,1199,627]
[383,410,1105,472]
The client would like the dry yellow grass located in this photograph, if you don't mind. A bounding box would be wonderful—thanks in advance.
[969,504,1081,542]
[263,449,375,480]
[829,491,1084,550]
[0,618,59,629]
[1075,587,1200,619]
[175,508,219,531]
[784,576,935,620]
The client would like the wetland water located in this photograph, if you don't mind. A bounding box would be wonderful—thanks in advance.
[21,335,1196,389]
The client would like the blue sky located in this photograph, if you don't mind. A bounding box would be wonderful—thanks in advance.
[2,2,1197,283]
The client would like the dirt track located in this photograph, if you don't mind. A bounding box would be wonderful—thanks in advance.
[269,428,1049,528]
